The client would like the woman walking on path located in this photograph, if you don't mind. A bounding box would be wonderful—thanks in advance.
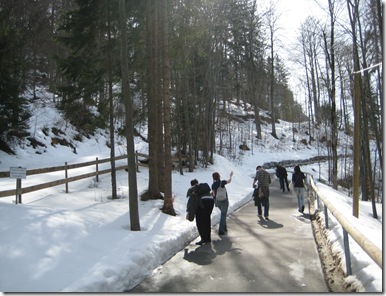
[292,165,307,213]
[211,171,233,236]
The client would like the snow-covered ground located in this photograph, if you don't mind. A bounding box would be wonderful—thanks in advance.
[0,98,382,292]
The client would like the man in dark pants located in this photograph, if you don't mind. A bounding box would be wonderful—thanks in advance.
[252,165,271,219]
[276,163,290,192]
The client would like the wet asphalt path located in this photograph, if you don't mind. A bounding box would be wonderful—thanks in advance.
[128,180,328,293]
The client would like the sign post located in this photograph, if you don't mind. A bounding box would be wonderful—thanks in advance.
[10,167,27,204]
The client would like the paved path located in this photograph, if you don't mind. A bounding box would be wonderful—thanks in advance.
[128,180,328,293]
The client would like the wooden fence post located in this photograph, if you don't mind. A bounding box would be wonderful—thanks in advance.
[65,162,69,193]
[96,157,99,183]
[135,151,139,172]
[16,178,22,204]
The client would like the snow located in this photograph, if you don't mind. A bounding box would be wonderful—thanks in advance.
[0,97,382,293]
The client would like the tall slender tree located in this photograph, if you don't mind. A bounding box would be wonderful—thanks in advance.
[266,2,279,139]
[160,0,175,215]
[119,0,140,230]
[145,0,162,200]
[320,0,338,189]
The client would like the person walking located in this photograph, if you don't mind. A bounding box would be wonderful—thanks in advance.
[186,179,198,198]
[186,182,214,245]
[211,171,233,236]
[276,164,290,192]
[292,165,307,213]
[252,166,271,219]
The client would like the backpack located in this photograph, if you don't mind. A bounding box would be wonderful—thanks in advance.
[186,183,211,222]
[253,186,266,200]
[216,184,227,201]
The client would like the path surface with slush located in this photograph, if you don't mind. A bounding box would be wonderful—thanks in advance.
[128,179,328,293]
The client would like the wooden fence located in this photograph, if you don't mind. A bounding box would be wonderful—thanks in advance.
[308,176,382,275]
[0,152,185,202]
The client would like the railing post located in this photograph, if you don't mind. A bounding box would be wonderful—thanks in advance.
[96,157,99,183]
[65,162,69,193]
[343,228,352,275]
[324,206,329,229]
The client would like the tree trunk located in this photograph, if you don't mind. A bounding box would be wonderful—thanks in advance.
[107,1,117,200]
[356,9,377,217]
[160,0,175,216]
[146,0,161,200]
[267,5,277,139]
[346,0,360,217]
[118,0,140,230]
[322,0,338,190]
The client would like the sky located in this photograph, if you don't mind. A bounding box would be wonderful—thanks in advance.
[0,92,382,292]
[275,0,328,97]
[276,0,326,45]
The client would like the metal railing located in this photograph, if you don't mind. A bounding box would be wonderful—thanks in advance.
[308,176,382,275]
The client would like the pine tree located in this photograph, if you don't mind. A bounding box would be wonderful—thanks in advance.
[55,0,112,133]
[0,2,31,152]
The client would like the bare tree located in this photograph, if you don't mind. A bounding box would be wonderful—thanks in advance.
[320,0,339,189]
[265,2,279,139]
[299,17,322,128]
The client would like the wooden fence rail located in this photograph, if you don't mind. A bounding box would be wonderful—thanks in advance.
[309,176,382,274]
[0,152,152,201]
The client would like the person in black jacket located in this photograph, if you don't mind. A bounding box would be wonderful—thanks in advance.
[186,182,214,245]
[292,165,306,213]
[276,164,290,192]
[186,179,198,198]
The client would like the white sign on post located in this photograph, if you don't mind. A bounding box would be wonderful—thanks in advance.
[10,167,27,179]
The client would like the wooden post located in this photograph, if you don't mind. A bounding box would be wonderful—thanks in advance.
[135,151,139,172]
[96,157,99,183]
[10,167,26,204]
[15,178,22,204]
[65,162,69,193]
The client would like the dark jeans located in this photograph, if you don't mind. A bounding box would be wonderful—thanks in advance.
[216,198,229,233]
[196,198,214,241]
[257,198,269,217]
[279,177,289,191]
[255,188,270,217]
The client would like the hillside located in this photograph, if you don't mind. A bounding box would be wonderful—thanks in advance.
[1,87,330,171]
